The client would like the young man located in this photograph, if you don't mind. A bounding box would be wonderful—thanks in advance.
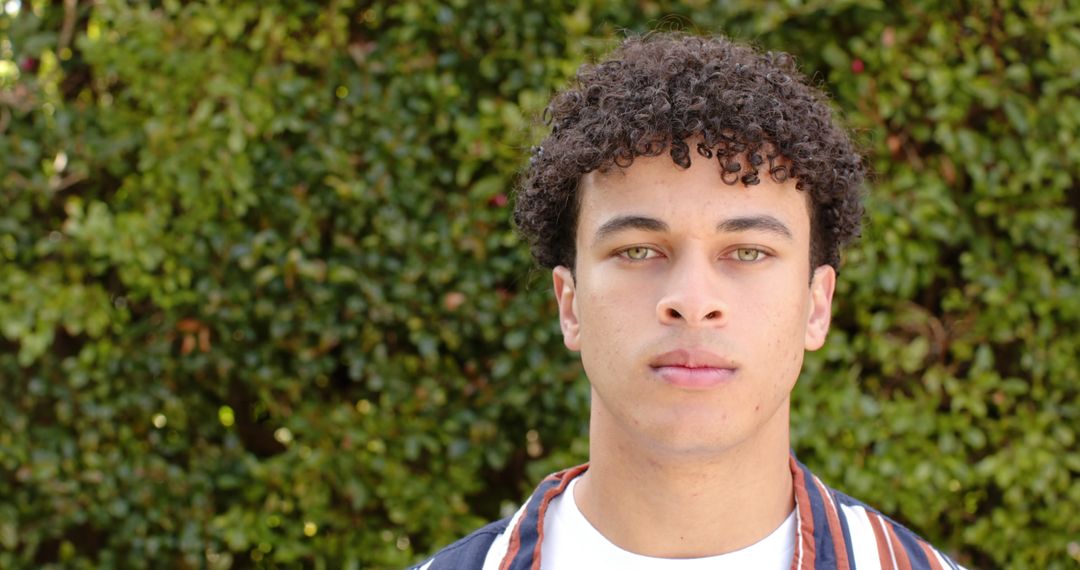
[414,33,962,569]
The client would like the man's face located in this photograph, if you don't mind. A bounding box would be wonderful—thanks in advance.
[552,150,835,456]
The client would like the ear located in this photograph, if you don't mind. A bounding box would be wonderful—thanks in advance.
[552,265,581,351]
[804,265,836,351]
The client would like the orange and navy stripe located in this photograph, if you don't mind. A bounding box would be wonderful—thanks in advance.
[499,464,587,570]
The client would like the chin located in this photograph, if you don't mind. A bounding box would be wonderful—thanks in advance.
[643,433,747,459]
[643,403,789,457]
[639,416,749,455]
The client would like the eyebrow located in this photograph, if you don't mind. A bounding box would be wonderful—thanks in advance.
[716,215,793,240]
[592,214,794,245]
[593,215,669,244]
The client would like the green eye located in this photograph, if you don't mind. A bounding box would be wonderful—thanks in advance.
[735,248,763,261]
[624,247,653,260]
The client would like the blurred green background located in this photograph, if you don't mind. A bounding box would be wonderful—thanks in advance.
[2,0,1078,568]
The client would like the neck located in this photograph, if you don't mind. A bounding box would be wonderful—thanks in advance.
[574,397,794,558]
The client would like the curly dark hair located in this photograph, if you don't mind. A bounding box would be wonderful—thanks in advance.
[514,32,865,272]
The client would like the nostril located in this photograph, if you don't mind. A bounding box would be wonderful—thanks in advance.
[667,308,682,319]
[705,311,720,320]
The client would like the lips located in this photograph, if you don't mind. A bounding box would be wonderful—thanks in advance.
[649,349,737,389]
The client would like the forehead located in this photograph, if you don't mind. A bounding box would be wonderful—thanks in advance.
[577,152,811,239]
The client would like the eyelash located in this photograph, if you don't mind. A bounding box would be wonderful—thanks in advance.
[615,246,771,263]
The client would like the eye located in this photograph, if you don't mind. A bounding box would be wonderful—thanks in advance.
[620,246,658,261]
[734,248,766,262]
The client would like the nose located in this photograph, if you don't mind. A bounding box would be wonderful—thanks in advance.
[655,256,728,326]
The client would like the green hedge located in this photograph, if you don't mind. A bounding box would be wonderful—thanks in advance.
[1,1,1077,568]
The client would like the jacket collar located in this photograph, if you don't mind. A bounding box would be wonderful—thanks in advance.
[495,452,853,570]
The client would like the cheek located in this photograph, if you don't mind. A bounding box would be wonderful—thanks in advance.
[740,283,810,364]
[577,279,660,371]
[577,288,628,348]
[579,271,644,320]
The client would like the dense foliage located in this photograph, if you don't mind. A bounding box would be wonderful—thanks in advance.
[1,1,1077,568]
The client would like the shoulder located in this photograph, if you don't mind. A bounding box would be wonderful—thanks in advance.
[790,456,965,570]
[827,485,965,570]
[408,464,586,570]
[407,516,511,570]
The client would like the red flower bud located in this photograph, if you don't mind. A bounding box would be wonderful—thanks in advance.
[851,59,864,74]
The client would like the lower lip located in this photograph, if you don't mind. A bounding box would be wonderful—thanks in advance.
[653,366,736,389]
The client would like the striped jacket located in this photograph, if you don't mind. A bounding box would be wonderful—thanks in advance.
[412,453,964,570]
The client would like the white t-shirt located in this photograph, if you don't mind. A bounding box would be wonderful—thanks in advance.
[540,475,795,569]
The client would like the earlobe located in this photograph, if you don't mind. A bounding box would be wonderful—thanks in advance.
[805,265,836,351]
[552,265,581,351]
